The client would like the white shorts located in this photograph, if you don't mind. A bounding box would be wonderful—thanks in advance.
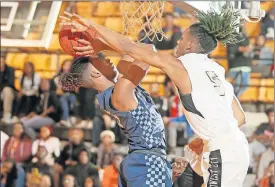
[201,130,249,187]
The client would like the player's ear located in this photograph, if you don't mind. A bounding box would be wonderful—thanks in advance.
[91,68,102,78]
[185,41,193,52]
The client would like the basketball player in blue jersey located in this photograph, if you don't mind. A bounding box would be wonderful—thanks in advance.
[57,54,193,187]
[61,2,249,187]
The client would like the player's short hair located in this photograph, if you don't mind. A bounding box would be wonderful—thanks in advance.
[190,3,243,54]
[58,56,90,91]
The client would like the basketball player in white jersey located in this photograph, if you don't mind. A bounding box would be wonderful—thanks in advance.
[61,3,249,186]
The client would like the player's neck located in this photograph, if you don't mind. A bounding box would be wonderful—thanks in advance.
[96,80,114,93]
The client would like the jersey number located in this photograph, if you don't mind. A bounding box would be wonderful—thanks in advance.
[206,71,225,96]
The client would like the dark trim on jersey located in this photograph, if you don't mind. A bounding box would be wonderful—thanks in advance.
[178,91,205,119]
[207,150,222,187]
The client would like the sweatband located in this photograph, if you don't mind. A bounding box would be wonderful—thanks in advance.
[117,60,131,76]
[124,64,149,86]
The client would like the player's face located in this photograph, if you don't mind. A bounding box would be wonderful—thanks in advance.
[175,28,193,57]
[82,62,105,89]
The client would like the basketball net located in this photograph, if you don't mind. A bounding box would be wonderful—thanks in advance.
[121,0,165,42]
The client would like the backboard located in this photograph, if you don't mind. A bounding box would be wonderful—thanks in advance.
[1,1,61,48]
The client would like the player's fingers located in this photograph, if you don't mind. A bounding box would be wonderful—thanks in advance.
[59,15,71,22]
[59,22,77,29]
[64,11,73,18]
[77,39,91,45]
[75,51,95,56]
[74,45,93,51]
[72,13,82,20]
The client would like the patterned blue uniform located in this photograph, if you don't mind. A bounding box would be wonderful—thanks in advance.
[97,86,172,187]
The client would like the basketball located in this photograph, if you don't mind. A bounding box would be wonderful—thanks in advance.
[188,138,204,155]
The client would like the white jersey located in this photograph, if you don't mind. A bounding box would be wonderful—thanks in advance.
[177,53,239,143]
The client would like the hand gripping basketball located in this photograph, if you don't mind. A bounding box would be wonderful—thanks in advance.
[59,12,113,56]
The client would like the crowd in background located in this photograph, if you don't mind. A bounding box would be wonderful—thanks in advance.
[0,7,274,187]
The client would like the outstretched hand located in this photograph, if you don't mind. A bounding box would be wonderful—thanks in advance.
[59,11,91,32]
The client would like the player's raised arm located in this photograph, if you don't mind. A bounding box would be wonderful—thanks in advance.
[111,56,150,112]
[60,12,190,94]
[60,12,181,69]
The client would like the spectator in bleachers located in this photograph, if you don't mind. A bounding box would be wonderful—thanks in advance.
[21,79,62,140]
[54,128,86,187]
[165,106,194,154]
[65,149,99,187]
[0,159,25,187]
[97,130,117,169]
[32,126,60,166]
[84,176,97,187]
[15,62,40,117]
[261,8,275,39]
[168,85,181,118]
[0,55,15,124]
[253,36,273,66]
[150,83,169,117]
[101,152,124,187]
[2,122,32,164]
[248,108,274,172]
[77,87,97,128]
[259,161,274,187]
[257,137,274,180]
[227,30,252,97]
[0,131,9,158]
[92,99,105,146]
[39,174,52,187]
[92,99,127,146]
[51,59,76,127]
[62,174,78,187]
[25,145,53,187]
[154,13,182,51]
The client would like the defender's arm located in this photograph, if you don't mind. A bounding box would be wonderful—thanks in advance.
[84,22,191,94]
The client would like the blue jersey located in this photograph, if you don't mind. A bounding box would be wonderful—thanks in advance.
[97,86,166,153]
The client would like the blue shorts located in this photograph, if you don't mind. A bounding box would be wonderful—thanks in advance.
[118,152,172,187]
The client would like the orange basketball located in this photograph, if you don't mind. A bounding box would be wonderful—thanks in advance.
[188,138,204,155]
[59,25,96,56]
